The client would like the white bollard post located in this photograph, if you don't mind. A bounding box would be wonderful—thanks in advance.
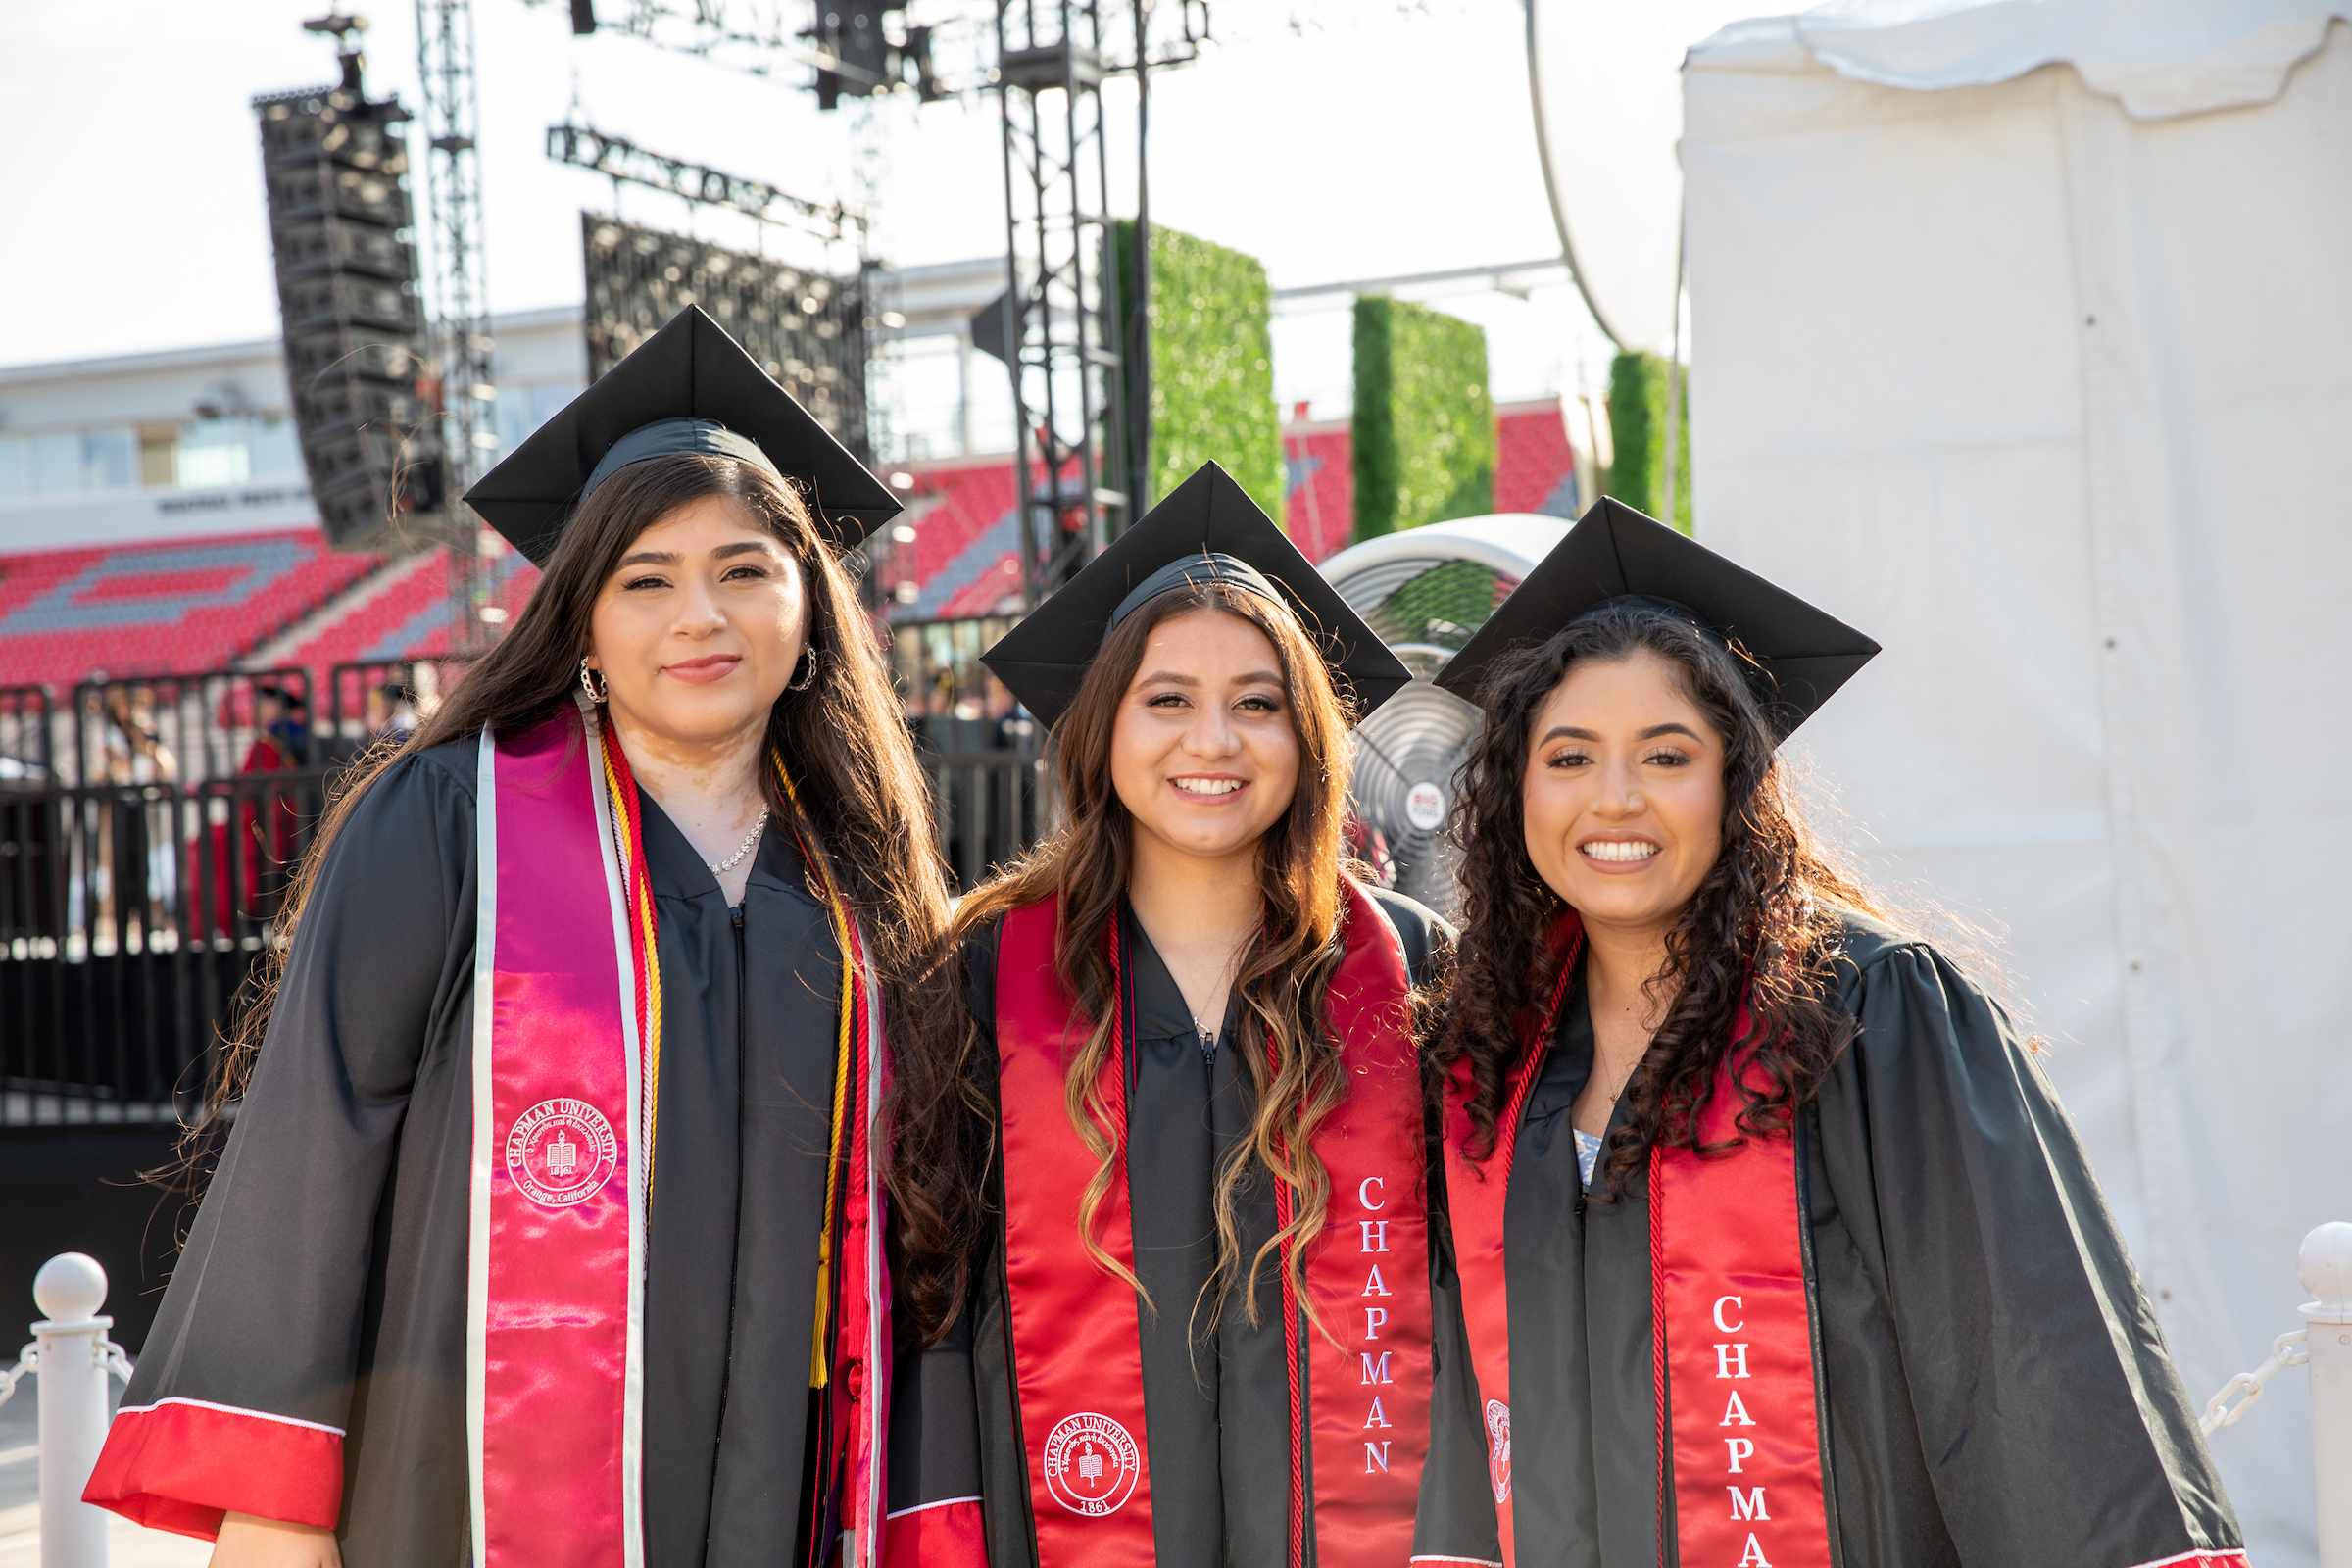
[31,1253,113,1568]
[2305,1223,2352,1568]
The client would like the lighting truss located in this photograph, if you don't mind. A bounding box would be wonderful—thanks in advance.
[547,122,868,249]
[516,0,1206,94]
[416,0,499,654]
[525,0,972,91]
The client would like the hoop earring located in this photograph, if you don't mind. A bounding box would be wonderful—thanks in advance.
[787,649,819,693]
[578,658,609,704]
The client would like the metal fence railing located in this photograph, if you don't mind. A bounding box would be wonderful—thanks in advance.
[0,770,326,1127]
[0,657,1054,1125]
[926,749,1054,892]
[0,750,1051,1125]
[323,658,471,760]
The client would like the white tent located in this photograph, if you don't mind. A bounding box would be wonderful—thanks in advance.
[1681,4,2352,1560]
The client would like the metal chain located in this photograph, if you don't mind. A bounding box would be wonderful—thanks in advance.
[0,1344,38,1411]
[0,1334,135,1414]
[2199,1327,2310,1435]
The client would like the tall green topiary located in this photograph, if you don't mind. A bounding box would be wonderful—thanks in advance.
[1109,220,1284,523]
[1350,297,1495,541]
[1605,350,1692,533]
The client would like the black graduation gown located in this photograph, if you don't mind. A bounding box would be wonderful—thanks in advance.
[920,887,1485,1567]
[107,737,916,1563]
[1422,913,2242,1568]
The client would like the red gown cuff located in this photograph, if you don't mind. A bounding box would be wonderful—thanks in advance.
[881,1495,986,1566]
[83,1397,344,1540]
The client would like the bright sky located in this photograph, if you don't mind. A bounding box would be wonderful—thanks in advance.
[0,0,1628,423]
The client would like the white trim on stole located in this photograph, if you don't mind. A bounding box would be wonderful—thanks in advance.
[466,727,498,1557]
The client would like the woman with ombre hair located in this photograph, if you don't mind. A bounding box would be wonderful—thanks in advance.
[889,463,1497,1567]
[1427,501,2241,1568]
[85,308,984,1568]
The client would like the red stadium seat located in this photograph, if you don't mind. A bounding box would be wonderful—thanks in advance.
[0,529,380,693]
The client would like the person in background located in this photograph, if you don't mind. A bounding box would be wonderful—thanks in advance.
[891,464,1494,1567]
[85,306,974,1568]
[240,683,308,773]
[98,685,177,947]
[363,679,418,746]
[233,682,308,922]
[1427,501,2242,1568]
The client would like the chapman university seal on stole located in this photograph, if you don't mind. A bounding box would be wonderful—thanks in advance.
[505,1098,619,1207]
[1485,1398,1512,1503]
[1042,1412,1141,1516]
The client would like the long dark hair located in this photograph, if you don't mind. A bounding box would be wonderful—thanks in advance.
[891,581,1360,1344]
[1438,600,1890,1195]
[213,452,952,1212]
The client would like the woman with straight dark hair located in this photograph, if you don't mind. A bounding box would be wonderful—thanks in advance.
[890,463,1497,1567]
[1427,501,2241,1568]
[86,308,981,1568]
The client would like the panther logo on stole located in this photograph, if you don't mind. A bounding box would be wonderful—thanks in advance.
[506,1098,619,1208]
[1043,1411,1141,1516]
[1485,1398,1512,1503]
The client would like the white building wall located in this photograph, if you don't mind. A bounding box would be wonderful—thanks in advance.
[0,308,588,555]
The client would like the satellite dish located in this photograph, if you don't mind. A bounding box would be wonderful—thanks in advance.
[1526,0,1760,354]
[1322,514,1570,919]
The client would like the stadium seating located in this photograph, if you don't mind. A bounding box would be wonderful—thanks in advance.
[0,400,1576,695]
[285,546,540,672]
[878,460,1024,622]
[1494,403,1581,518]
[1282,424,1353,564]
[0,529,381,694]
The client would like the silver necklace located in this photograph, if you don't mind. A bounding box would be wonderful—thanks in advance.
[709,807,769,876]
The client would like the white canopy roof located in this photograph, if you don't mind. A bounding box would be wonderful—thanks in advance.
[1695,0,2352,119]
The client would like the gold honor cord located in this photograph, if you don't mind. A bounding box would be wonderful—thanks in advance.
[599,724,664,1182]
[774,752,858,1393]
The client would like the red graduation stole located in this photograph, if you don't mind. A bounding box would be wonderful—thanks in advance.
[1443,912,1833,1568]
[470,701,890,1568]
[993,880,1432,1567]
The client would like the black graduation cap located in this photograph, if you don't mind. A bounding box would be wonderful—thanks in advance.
[464,304,901,565]
[1435,498,1879,741]
[982,462,1413,729]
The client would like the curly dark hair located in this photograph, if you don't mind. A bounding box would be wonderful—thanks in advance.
[1436,599,1889,1195]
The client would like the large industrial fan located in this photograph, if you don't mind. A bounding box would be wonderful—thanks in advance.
[1322,514,1571,919]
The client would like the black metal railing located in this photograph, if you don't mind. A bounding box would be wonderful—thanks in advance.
[926,749,1054,892]
[0,742,1054,1128]
[323,658,470,760]
[57,668,321,787]
[0,770,326,1127]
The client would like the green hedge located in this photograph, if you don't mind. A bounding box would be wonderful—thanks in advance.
[1350,297,1494,542]
[1605,350,1692,533]
[1110,220,1284,522]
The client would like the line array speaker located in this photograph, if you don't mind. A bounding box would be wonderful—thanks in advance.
[255,71,444,550]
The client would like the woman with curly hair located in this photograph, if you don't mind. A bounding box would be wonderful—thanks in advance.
[888,464,1492,1566]
[1428,502,2240,1568]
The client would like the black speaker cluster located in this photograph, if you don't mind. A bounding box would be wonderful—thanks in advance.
[255,74,444,550]
[581,216,873,465]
